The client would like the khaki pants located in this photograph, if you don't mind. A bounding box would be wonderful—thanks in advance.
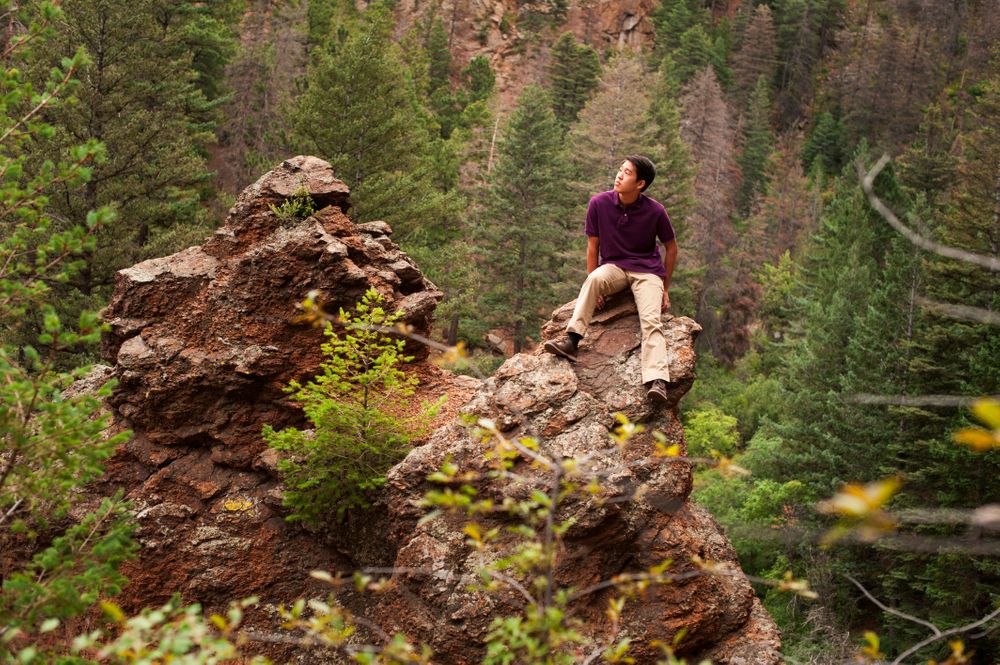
[566,264,670,383]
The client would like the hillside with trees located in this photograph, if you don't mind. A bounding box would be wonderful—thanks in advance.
[2,0,999,662]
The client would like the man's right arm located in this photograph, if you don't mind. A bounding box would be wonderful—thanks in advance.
[587,236,607,309]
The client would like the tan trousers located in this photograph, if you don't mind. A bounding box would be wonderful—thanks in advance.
[566,264,671,383]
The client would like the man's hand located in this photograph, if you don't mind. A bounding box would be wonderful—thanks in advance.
[596,294,606,310]
[661,289,671,312]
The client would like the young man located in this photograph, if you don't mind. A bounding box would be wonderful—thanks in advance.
[544,155,678,403]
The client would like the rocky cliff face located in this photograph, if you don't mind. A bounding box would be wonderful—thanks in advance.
[386,0,658,103]
[84,156,779,662]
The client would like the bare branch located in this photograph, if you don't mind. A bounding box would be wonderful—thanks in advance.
[504,435,556,470]
[858,155,1000,272]
[242,629,323,647]
[359,566,534,606]
[914,295,1000,327]
[846,393,1000,407]
[892,605,1000,664]
[581,641,610,665]
[868,533,1000,556]
[344,613,392,643]
[894,505,1000,530]
[0,497,22,527]
[846,574,940,635]
[243,628,387,657]
[568,567,733,604]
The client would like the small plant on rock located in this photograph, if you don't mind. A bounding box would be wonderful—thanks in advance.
[268,185,316,223]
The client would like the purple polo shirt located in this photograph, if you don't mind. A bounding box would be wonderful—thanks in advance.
[585,190,675,276]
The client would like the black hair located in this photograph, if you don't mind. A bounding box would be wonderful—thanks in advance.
[625,155,656,192]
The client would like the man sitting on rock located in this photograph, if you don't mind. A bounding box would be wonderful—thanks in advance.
[544,155,678,403]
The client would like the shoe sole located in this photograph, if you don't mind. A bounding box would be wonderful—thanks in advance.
[543,341,577,362]
[647,389,669,403]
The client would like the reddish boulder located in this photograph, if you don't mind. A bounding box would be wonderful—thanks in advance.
[376,289,781,663]
[90,156,455,629]
[81,156,779,663]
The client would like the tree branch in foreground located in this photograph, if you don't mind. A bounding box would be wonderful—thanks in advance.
[858,154,1000,273]
[848,574,1000,664]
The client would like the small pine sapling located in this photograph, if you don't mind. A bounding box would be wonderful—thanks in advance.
[264,289,441,524]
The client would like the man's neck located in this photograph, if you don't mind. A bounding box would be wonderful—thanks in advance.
[617,190,641,207]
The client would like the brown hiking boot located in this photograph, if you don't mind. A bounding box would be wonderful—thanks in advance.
[543,336,578,362]
[646,379,669,403]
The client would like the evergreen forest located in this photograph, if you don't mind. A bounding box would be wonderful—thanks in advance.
[2,0,999,662]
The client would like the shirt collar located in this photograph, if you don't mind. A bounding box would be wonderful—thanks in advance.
[614,191,645,210]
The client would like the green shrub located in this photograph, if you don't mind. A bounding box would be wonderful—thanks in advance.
[683,405,740,457]
[263,289,440,524]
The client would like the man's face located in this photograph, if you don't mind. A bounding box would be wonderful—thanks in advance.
[614,160,644,195]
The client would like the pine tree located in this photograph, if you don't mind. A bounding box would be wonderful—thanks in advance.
[718,72,774,361]
[651,0,696,59]
[823,9,935,150]
[568,50,655,198]
[424,17,462,139]
[646,56,696,232]
[746,133,822,267]
[897,100,962,203]
[547,32,601,128]
[478,85,570,352]
[288,5,459,239]
[306,0,360,47]
[736,75,774,215]
[291,7,423,194]
[417,55,496,344]
[460,55,496,107]
[730,4,778,108]
[905,65,1000,497]
[426,17,452,88]
[449,57,497,191]
[742,139,1000,655]
[263,290,429,524]
[26,0,225,309]
[746,146,914,500]
[714,264,761,363]
[679,66,739,339]
[218,0,309,195]
[801,110,845,174]
[171,0,242,103]
[868,68,1000,658]
[672,23,727,84]
[0,6,135,659]
[771,0,844,126]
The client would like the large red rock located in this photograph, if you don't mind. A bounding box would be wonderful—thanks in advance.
[78,156,778,663]
[373,290,781,663]
[88,156,458,634]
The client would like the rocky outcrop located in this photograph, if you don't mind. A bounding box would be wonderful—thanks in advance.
[89,156,470,624]
[84,156,779,663]
[373,294,781,663]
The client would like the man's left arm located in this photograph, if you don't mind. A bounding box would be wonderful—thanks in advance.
[661,239,678,311]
